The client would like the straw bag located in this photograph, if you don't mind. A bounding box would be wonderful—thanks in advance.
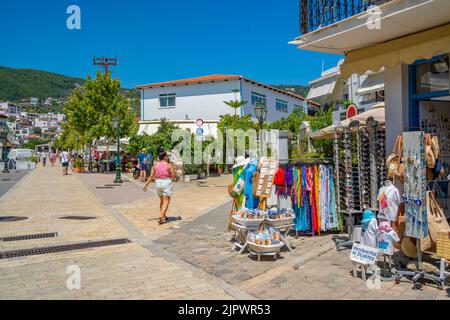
[431,135,440,160]
[425,134,436,169]
[394,203,405,250]
[387,136,403,179]
[401,237,418,258]
[427,191,450,242]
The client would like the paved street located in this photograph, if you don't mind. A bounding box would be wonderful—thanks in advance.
[0,165,449,300]
[0,170,29,198]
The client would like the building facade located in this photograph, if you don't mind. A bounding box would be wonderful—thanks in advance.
[137,74,318,137]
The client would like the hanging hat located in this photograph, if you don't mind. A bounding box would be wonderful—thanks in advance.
[378,221,392,233]
[233,156,249,169]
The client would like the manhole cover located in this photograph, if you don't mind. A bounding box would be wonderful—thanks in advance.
[0,216,28,222]
[59,216,97,220]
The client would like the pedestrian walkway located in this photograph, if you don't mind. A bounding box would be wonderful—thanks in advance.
[0,165,235,299]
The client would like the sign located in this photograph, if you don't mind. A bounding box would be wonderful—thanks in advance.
[350,243,379,266]
[195,119,204,127]
[346,104,358,119]
[196,127,204,135]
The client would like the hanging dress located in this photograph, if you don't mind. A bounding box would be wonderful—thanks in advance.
[243,162,259,209]
[314,165,321,235]
[232,165,246,210]
[295,166,311,232]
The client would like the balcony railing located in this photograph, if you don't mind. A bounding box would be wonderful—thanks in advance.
[299,0,393,35]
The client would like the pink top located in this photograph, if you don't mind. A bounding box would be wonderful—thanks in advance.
[154,161,171,179]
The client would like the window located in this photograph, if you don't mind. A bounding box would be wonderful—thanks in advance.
[415,56,449,94]
[276,99,288,112]
[251,92,266,106]
[159,93,176,108]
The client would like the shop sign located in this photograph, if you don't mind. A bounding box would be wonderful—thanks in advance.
[349,243,379,266]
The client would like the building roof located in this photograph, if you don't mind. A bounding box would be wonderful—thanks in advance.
[137,74,319,106]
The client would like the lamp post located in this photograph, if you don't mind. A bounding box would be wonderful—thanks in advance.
[112,116,123,184]
[254,101,267,157]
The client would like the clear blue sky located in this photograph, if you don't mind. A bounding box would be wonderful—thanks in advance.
[0,0,342,88]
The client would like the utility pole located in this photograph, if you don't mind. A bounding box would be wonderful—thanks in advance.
[93,56,118,74]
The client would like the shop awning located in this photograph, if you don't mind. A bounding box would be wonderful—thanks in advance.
[357,72,384,95]
[309,104,385,140]
[340,23,450,78]
[307,80,337,100]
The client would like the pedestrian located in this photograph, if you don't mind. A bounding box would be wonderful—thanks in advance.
[138,148,148,182]
[145,149,154,178]
[49,150,57,166]
[143,151,176,225]
[41,150,48,167]
[60,149,70,175]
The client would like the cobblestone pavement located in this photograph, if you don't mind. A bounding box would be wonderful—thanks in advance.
[0,165,449,300]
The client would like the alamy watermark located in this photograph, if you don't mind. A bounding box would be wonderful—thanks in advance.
[172,128,283,165]
[66,5,81,30]
[358,5,383,30]
[66,265,81,290]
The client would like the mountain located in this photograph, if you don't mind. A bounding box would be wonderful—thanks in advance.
[272,85,310,98]
[0,66,85,101]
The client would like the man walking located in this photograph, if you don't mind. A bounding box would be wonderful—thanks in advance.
[41,150,48,167]
[60,149,70,175]
[138,148,148,182]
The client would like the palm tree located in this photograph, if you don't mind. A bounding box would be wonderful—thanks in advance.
[223,89,247,116]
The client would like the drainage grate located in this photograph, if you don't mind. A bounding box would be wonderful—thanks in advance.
[95,186,114,189]
[59,216,97,220]
[0,238,132,260]
[0,216,28,222]
[0,232,58,242]
[1,178,12,182]
[104,184,122,187]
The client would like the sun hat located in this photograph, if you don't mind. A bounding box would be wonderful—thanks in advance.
[379,221,392,233]
[233,156,249,169]
[361,210,376,224]
[401,237,418,258]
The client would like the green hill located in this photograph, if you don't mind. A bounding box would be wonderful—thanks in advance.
[0,66,85,101]
[272,85,310,98]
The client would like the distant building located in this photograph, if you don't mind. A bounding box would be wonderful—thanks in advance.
[20,97,39,106]
[137,74,319,137]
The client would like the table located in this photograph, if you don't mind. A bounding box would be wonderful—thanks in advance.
[232,222,294,254]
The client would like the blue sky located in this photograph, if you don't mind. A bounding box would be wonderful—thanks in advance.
[0,0,342,88]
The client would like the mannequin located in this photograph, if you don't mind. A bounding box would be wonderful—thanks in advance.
[377,179,402,223]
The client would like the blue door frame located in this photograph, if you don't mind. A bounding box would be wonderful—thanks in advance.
[408,54,449,131]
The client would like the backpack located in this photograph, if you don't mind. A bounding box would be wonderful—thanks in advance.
[273,167,285,186]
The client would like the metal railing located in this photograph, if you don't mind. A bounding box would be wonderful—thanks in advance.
[299,0,393,35]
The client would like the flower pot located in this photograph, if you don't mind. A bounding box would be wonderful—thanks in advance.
[184,174,198,182]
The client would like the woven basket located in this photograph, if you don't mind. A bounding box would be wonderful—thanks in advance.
[247,241,284,254]
[233,217,264,228]
[436,232,450,260]
[264,215,295,227]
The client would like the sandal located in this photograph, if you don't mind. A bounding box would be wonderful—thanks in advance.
[158,217,168,225]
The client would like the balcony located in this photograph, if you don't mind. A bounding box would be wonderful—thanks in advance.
[299,0,393,35]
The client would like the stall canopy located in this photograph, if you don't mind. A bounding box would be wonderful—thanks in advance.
[309,103,385,140]
[340,23,450,78]
[357,71,384,95]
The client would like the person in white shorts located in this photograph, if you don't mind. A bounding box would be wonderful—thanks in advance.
[143,151,176,224]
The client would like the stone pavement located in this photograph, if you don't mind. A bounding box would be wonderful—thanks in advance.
[0,165,449,300]
[0,170,29,198]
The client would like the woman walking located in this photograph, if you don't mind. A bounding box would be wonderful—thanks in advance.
[143,152,176,225]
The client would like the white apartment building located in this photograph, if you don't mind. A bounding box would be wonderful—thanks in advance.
[136,74,318,137]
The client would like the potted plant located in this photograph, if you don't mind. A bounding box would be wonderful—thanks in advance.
[184,164,200,181]
[126,161,133,173]
[217,164,224,175]
[73,159,84,173]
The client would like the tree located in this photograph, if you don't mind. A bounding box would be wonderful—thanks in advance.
[223,89,247,116]
[32,127,42,135]
[63,71,135,169]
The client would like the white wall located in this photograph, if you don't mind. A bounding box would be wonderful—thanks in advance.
[141,80,241,121]
[241,81,308,122]
[384,64,409,153]
[139,120,219,138]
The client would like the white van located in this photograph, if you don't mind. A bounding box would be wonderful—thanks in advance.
[7,149,34,161]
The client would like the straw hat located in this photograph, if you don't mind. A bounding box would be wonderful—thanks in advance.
[401,237,418,258]
[233,156,249,169]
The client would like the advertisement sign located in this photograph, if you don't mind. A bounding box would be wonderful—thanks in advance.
[349,243,379,266]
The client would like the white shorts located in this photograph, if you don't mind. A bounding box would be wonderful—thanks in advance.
[155,179,173,197]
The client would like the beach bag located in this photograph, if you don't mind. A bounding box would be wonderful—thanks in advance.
[431,135,440,160]
[425,134,436,169]
[386,136,403,178]
[427,191,450,243]
[273,167,285,186]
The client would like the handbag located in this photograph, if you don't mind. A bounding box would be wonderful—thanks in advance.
[427,191,450,242]
[431,135,440,160]
[425,134,436,169]
[386,136,402,175]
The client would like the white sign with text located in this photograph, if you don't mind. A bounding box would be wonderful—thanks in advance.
[350,243,379,266]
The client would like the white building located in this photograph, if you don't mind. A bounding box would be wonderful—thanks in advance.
[20,97,39,106]
[307,60,385,125]
[136,74,318,137]
[292,0,450,153]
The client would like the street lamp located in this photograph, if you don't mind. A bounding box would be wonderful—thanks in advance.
[254,101,267,156]
[112,116,123,184]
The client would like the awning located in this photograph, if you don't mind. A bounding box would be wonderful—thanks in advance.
[340,23,450,78]
[307,79,337,100]
[309,103,385,140]
[357,72,384,95]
